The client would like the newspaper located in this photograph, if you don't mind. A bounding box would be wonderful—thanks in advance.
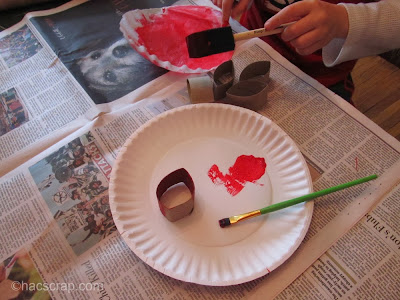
[0,0,399,299]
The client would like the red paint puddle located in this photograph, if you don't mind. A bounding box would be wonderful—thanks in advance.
[208,155,267,196]
[134,6,233,71]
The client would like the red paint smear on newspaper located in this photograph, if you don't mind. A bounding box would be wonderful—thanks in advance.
[135,6,233,71]
[208,155,267,196]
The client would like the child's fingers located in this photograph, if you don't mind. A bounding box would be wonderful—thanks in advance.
[289,28,324,50]
[291,27,334,55]
[232,0,251,19]
[221,0,235,24]
[264,0,315,30]
[212,0,221,8]
[281,16,315,42]
[295,38,326,55]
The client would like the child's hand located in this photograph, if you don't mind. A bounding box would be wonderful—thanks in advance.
[212,0,252,26]
[264,0,349,55]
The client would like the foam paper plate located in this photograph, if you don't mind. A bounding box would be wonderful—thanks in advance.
[120,5,234,73]
[109,103,313,285]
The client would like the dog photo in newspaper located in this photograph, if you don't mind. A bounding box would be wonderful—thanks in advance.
[77,38,153,102]
[29,0,169,103]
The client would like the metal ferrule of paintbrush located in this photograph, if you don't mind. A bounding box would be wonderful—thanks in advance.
[219,209,261,228]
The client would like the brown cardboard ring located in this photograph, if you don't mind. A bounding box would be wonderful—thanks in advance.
[156,168,195,222]
[213,60,234,100]
[226,79,268,111]
[239,61,270,82]
[225,60,271,111]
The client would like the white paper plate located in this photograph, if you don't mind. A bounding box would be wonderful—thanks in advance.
[109,103,313,286]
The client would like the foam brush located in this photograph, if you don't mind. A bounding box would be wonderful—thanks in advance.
[219,174,378,228]
[186,22,295,58]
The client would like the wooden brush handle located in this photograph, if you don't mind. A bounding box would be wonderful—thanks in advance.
[233,22,295,42]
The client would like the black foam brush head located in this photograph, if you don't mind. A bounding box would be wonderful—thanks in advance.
[186,26,235,58]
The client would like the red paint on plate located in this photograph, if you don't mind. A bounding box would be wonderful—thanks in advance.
[134,6,233,71]
[208,155,267,196]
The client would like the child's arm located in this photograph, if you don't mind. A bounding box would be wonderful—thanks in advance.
[263,0,400,66]
[323,0,400,66]
[264,0,348,56]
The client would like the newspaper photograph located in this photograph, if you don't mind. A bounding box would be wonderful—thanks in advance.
[30,0,177,103]
[29,133,116,256]
[0,87,30,136]
[0,248,51,300]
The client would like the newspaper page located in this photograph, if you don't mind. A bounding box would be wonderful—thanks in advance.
[0,0,182,177]
[273,182,400,300]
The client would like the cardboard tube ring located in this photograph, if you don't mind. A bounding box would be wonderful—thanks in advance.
[187,76,214,104]
[226,60,271,111]
[156,168,195,222]
[213,60,234,100]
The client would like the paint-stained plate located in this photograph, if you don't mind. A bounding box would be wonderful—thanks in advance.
[109,103,313,286]
[120,5,234,73]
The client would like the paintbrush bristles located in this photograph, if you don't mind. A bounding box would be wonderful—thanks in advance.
[186,26,235,58]
[219,218,231,228]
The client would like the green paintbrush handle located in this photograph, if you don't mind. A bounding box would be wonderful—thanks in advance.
[260,174,378,215]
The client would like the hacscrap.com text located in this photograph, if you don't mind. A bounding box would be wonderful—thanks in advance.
[11,280,104,293]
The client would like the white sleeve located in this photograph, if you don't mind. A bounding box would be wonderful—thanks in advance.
[322,0,400,67]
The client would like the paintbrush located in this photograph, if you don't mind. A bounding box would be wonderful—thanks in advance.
[186,22,295,58]
[219,174,378,228]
